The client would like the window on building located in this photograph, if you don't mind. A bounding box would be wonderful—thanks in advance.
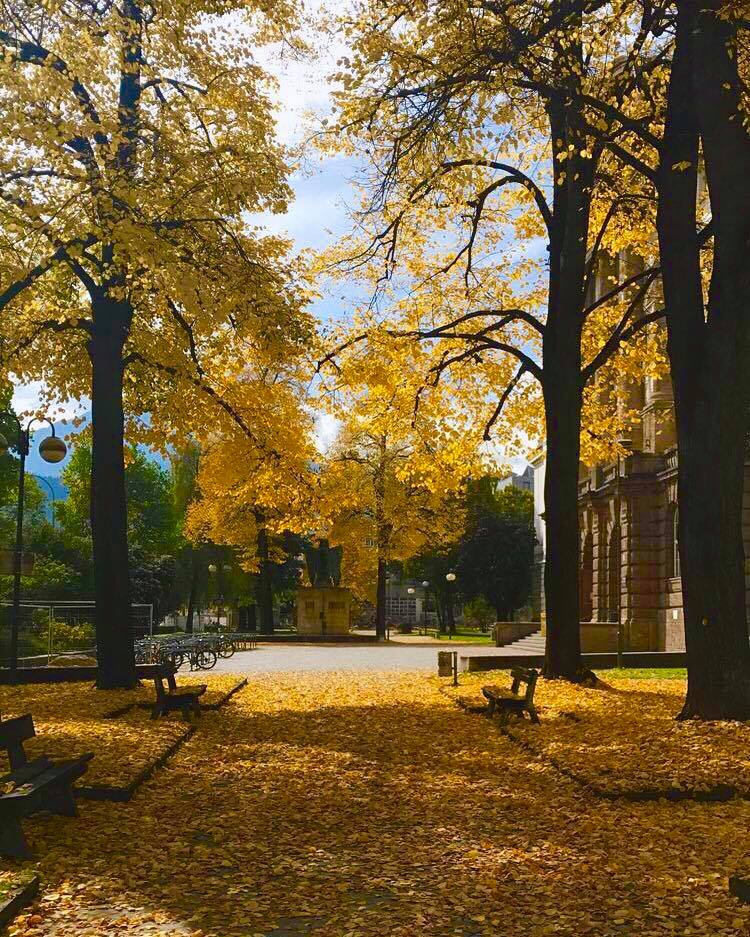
[607,525,620,623]
[385,596,417,623]
[579,532,593,622]
[668,505,681,579]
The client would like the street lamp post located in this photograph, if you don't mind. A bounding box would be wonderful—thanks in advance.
[208,564,217,631]
[445,572,457,640]
[208,562,232,629]
[407,586,415,633]
[32,475,57,528]
[384,575,390,640]
[0,416,67,680]
[421,580,430,635]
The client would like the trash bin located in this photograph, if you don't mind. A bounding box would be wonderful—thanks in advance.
[437,650,453,677]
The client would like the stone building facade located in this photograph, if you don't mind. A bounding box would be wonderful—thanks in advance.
[533,372,750,652]
[531,241,750,651]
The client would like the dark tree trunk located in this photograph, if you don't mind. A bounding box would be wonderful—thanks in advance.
[185,551,198,635]
[542,373,584,678]
[446,588,455,636]
[540,76,592,680]
[434,592,445,633]
[657,0,750,719]
[373,441,389,641]
[256,522,274,634]
[89,296,136,688]
[375,556,387,640]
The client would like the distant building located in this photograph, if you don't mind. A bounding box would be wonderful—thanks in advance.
[531,248,750,652]
[384,578,425,625]
[495,464,534,495]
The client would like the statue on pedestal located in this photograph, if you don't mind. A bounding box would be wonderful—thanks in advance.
[302,539,343,588]
[297,539,350,636]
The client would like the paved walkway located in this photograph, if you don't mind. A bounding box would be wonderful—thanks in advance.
[211,641,533,674]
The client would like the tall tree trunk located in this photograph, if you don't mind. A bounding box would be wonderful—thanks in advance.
[446,584,456,636]
[256,520,274,634]
[89,297,135,688]
[375,556,387,640]
[185,551,198,635]
[542,372,584,677]
[658,0,750,719]
[373,439,390,641]
[541,75,592,680]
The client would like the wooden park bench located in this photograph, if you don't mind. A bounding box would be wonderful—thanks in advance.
[482,667,541,725]
[0,714,93,859]
[149,662,206,721]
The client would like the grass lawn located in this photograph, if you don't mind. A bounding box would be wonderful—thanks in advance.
[596,667,687,680]
[431,631,494,643]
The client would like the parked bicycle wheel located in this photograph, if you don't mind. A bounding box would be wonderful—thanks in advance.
[190,647,217,671]
[217,638,236,659]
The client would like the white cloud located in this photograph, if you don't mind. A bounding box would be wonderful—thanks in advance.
[10,379,86,424]
[314,411,340,452]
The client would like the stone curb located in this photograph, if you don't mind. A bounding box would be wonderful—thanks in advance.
[103,677,248,718]
[0,875,40,931]
[78,677,249,801]
[202,677,248,710]
[76,725,196,802]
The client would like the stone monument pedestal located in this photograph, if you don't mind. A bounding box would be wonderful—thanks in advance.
[297,586,352,636]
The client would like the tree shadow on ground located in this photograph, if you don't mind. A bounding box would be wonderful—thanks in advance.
[10,680,750,936]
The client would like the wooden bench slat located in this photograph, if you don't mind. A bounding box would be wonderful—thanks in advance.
[0,715,35,748]
[482,668,541,725]
[0,757,92,800]
[0,756,52,786]
[0,715,93,857]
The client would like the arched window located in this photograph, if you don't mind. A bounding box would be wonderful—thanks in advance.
[579,532,593,621]
[607,524,620,623]
[668,505,681,579]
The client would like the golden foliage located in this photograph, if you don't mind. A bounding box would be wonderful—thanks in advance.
[315,328,492,597]
[0,0,311,456]
[319,0,672,465]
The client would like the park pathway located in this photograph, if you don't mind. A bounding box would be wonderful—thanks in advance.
[16,672,750,936]
[209,641,533,675]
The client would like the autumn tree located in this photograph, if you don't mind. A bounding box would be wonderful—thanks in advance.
[170,443,201,634]
[316,329,491,638]
[324,0,667,677]
[0,0,302,685]
[543,0,750,717]
[184,359,319,634]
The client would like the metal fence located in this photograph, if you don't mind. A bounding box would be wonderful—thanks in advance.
[0,601,154,666]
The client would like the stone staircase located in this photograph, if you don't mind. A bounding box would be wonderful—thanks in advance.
[503,629,545,654]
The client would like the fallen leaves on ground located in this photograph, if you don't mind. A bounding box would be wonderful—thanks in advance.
[0,675,242,789]
[0,672,749,936]
[446,673,750,796]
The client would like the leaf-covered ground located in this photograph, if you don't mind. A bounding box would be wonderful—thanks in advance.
[2,672,750,935]
[0,675,242,789]
[448,673,750,796]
